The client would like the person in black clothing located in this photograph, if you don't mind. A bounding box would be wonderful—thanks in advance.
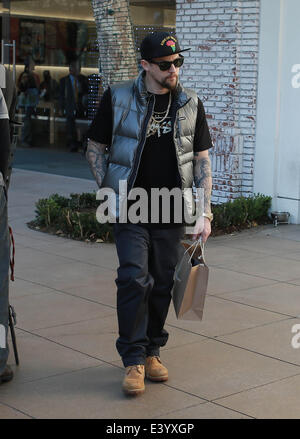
[86,32,213,396]
[17,58,40,148]
[59,61,88,152]
[40,70,59,102]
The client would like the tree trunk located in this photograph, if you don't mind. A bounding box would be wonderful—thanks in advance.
[91,0,138,90]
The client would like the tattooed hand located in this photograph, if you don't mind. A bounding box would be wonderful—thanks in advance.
[86,138,109,188]
[192,216,211,242]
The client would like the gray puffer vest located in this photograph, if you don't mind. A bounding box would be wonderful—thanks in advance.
[102,70,198,219]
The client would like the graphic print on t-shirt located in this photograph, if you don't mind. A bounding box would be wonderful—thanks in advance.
[146,117,172,138]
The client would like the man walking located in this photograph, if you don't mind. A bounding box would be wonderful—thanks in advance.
[86,32,213,396]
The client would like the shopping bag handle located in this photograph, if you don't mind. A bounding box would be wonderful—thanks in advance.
[187,237,206,265]
[174,237,205,282]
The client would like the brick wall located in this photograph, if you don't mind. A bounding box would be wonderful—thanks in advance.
[91,0,138,90]
[176,0,260,203]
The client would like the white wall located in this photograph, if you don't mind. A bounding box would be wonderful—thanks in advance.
[254,0,300,223]
[177,0,260,204]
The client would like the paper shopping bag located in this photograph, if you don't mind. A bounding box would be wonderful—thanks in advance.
[172,238,209,321]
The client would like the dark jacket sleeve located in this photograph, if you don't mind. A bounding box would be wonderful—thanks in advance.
[0,118,10,183]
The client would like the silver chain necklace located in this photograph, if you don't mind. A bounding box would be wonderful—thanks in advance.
[151,92,172,124]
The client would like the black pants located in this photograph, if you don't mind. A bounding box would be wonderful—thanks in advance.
[66,115,77,147]
[113,223,184,367]
[21,106,35,145]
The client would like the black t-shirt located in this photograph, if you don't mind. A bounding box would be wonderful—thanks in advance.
[87,87,213,227]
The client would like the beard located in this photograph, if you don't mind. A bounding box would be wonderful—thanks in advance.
[157,75,178,91]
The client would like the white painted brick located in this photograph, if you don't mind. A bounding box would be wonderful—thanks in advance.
[184,9,199,15]
[213,8,226,14]
[190,15,205,21]
[177,0,260,202]
[205,1,218,7]
[220,2,234,7]
[205,14,219,20]
[242,26,259,33]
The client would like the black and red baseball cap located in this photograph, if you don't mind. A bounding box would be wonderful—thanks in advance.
[140,31,191,60]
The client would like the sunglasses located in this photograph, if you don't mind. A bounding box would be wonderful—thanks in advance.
[149,56,184,71]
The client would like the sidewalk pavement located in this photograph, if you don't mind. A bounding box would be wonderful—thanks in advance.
[1,168,300,419]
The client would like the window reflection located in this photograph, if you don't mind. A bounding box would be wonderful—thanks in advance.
[1,0,176,150]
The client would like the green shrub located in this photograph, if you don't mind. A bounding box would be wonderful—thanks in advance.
[32,192,114,242]
[212,193,272,230]
[30,192,272,242]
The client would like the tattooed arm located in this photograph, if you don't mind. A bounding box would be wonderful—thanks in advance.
[192,149,213,242]
[86,138,109,188]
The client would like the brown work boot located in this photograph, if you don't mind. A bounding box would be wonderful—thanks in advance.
[145,356,168,382]
[0,365,13,385]
[122,365,145,396]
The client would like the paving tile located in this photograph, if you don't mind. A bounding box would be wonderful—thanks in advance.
[217,318,300,365]
[288,278,300,286]
[220,282,300,316]
[47,242,119,270]
[0,364,205,419]
[265,227,300,242]
[34,316,204,363]
[9,278,56,299]
[68,283,117,308]
[216,374,300,418]
[131,339,300,400]
[34,315,120,363]
[211,224,300,243]
[13,246,76,270]
[13,239,118,270]
[12,290,115,331]
[60,271,117,307]
[166,295,284,338]
[218,235,300,255]
[9,168,95,199]
[282,251,300,261]
[15,260,115,292]
[12,227,55,241]
[204,244,264,267]
[6,331,102,384]
[0,403,31,419]
[206,266,276,296]
[157,402,251,419]
[217,254,300,282]
[8,206,34,221]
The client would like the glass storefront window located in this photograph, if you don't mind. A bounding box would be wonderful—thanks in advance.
[1,0,176,83]
[0,0,99,87]
[130,0,176,27]
[1,0,176,151]
[10,0,94,22]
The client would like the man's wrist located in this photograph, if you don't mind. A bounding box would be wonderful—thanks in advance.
[202,212,213,222]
